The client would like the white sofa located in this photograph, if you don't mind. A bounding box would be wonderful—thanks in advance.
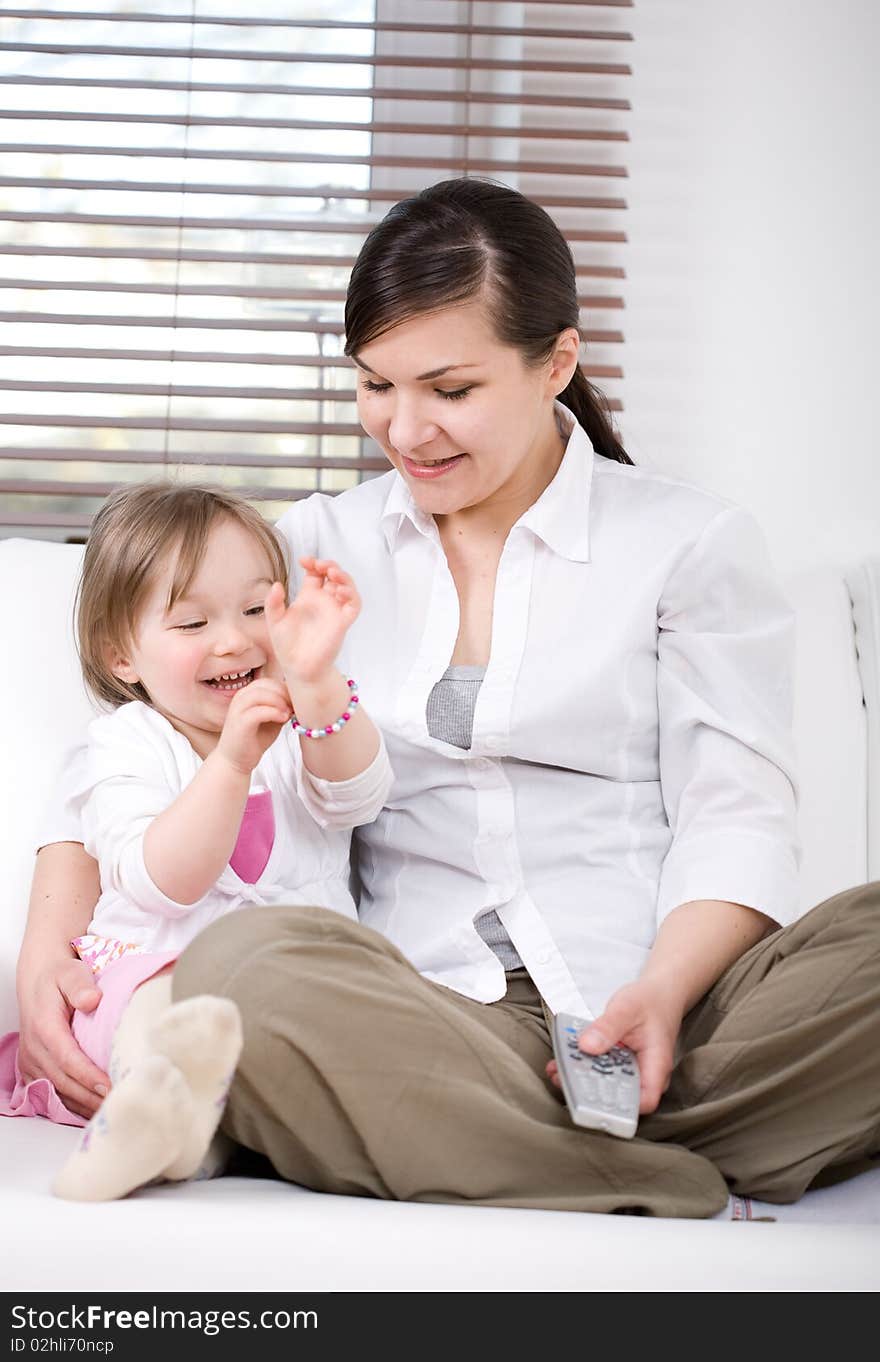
[1,538,878,1293]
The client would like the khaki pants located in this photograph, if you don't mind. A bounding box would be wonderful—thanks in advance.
[173,883,880,1218]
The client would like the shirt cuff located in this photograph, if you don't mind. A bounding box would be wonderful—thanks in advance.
[296,736,393,830]
[657,831,801,929]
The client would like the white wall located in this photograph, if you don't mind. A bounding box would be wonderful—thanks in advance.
[622,0,880,574]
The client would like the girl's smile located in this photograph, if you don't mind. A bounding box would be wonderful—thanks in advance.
[110,517,277,756]
[200,666,262,693]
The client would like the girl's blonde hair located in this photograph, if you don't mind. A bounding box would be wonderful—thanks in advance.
[76,481,289,709]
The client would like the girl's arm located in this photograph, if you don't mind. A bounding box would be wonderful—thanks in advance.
[142,678,292,905]
[15,842,109,1119]
[265,559,381,782]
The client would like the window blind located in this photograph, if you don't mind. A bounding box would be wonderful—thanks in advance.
[0,0,632,538]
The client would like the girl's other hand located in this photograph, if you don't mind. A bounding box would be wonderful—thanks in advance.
[265,558,361,689]
[545,978,683,1116]
[16,954,109,1119]
[215,677,293,775]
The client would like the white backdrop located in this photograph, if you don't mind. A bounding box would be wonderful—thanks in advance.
[621,0,880,574]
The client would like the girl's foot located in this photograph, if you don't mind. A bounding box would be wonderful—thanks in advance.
[146,995,243,1181]
[52,1054,193,1202]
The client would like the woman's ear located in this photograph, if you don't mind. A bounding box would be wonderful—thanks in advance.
[546,327,581,397]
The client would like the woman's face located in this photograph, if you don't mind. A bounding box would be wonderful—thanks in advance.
[352,301,578,520]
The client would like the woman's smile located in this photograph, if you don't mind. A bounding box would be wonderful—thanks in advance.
[401,452,469,479]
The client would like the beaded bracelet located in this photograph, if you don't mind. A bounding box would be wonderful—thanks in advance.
[290,678,359,739]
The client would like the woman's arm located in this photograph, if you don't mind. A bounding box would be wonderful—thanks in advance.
[562,899,775,1114]
[547,899,774,1114]
[562,507,796,1115]
[15,842,108,1119]
[640,897,774,1015]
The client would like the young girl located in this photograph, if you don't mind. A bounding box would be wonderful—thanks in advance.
[45,480,392,1201]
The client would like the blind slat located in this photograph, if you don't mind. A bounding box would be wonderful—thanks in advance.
[0,280,624,308]
[0,347,359,367]
[0,146,628,179]
[0,447,390,471]
[0,211,627,242]
[0,479,369,499]
[0,415,367,434]
[0,249,626,279]
[2,499,313,529]
[0,11,632,41]
[0,179,628,211]
[0,405,629,434]
[0,43,631,76]
[0,313,624,342]
[1,400,624,432]
[0,77,631,110]
[0,348,624,378]
[0,381,360,401]
[0,110,630,141]
[0,10,633,40]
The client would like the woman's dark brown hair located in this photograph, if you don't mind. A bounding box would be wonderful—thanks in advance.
[344,177,631,465]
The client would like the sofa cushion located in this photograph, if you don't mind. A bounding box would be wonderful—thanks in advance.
[0,538,95,1032]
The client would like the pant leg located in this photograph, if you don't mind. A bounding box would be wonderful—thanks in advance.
[173,905,728,1218]
[639,882,880,1201]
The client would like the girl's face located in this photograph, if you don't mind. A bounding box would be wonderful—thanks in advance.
[353,300,579,521]
[110,517,277,757]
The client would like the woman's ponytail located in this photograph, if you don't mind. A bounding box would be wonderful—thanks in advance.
[558,366,632,466]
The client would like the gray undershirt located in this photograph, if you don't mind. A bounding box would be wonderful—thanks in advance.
[425,666,524,972]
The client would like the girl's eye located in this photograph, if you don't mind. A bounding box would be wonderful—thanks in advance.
[244,605,265,617]
[176,621,205,632]
[437,386,473,402]
[362,379,391,394]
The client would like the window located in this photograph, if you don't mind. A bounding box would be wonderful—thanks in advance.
[0,0,631,538]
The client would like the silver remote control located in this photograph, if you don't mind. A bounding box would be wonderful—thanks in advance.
[551,1012,640,1139]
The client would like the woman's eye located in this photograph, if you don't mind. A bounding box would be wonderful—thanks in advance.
[244,605,265,617]
[437,386,473,402]
[362,379,391,394]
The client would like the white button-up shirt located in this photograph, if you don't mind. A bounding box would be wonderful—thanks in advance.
[277,409,800,1019]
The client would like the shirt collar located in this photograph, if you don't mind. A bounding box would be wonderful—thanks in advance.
[380,463,438,552]
[517,404,594,563]
[380,401,595,562]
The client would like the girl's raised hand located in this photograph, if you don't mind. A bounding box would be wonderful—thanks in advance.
[264,557,361,689]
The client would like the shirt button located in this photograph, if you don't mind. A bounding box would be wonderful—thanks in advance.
[474,758,493,773]
[484,737,500,751]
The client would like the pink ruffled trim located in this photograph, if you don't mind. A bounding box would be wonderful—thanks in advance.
[0,1030,86,1127]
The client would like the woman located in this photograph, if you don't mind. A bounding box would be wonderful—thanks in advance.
[15,179,880,1217]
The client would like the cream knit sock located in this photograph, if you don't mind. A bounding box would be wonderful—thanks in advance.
[52,974,242,1201]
